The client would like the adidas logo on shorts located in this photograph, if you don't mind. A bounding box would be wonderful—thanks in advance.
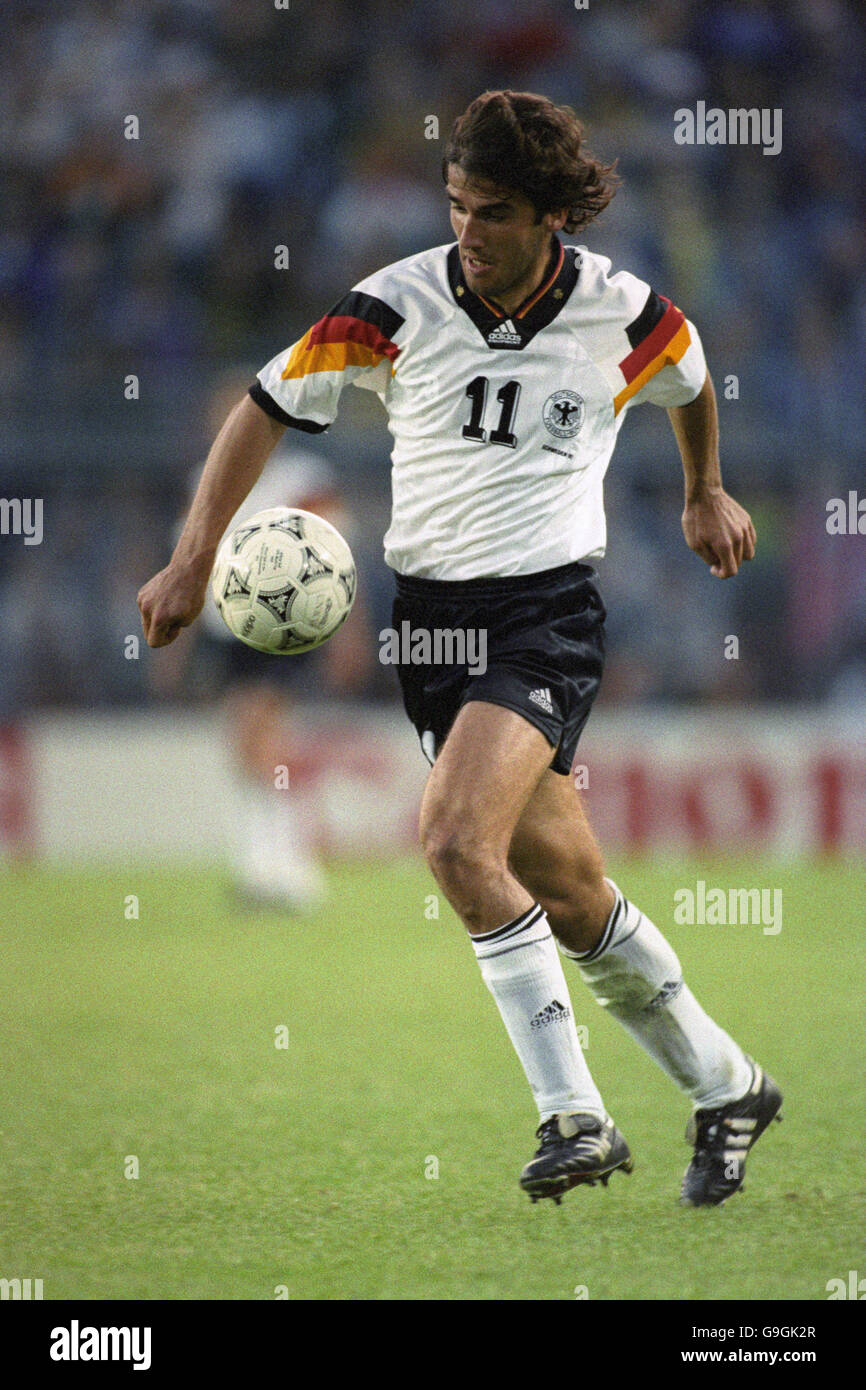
[527,686,554,715]
[530,999,571,1029]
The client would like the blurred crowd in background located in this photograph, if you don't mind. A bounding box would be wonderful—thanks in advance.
[1,0,865,716]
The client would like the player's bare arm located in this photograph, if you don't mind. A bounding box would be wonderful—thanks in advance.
[670,371,756,579]
[138,394,286,647]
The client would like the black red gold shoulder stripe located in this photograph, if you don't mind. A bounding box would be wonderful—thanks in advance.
[620,295,685,383]
[320,291,404,343]
[625,289,668,350]
[614,292,691,414]
[280,290,405,380]
[309,314,400,362]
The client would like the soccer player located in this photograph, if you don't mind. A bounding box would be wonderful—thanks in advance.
[138,91,782,1207]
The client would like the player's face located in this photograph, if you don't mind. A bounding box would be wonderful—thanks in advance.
[446,165,566,311]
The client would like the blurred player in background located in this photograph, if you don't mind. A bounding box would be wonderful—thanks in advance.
[170,370,372,912]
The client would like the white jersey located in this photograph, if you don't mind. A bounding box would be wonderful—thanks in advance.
[251,240,706,580]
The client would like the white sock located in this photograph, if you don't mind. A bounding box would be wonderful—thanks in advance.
[563,881,752,1109]
[472,903,605,1122]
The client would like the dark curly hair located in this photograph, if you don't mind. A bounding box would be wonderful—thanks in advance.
[442,90,619,234]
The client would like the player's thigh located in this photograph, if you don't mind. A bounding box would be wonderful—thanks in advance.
[419,700,555,858]
[508,767,608,904]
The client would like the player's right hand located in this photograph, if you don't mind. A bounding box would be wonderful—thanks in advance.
[681,488,756,579]
[137,559,210,647]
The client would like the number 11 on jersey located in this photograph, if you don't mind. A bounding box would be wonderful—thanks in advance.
[462,377,521,449]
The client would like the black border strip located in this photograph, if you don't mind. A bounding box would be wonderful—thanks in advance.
[248,381,328,433]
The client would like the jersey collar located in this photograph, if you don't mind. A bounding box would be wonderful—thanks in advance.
[447,235,579,349]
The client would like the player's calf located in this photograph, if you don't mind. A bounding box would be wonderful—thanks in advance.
[507,775,615,954]
[530,880,614,956]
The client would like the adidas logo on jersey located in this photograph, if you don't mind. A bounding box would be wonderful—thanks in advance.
[527,686,554,714]
[530,999,571,1029]
[487,318,523,346]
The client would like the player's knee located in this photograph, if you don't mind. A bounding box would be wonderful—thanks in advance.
[421,816,501,888]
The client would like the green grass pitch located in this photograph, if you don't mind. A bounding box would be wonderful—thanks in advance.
[1,855,863,1301]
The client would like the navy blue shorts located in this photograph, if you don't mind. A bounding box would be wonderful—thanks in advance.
[391,560,606,775]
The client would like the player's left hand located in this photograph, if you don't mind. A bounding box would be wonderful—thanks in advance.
[681,488,756,578]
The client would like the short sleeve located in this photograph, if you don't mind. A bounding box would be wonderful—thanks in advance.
[611,280,706,416]
[250,288,406,433]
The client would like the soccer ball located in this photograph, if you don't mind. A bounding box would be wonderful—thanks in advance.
[210,507,356,654]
